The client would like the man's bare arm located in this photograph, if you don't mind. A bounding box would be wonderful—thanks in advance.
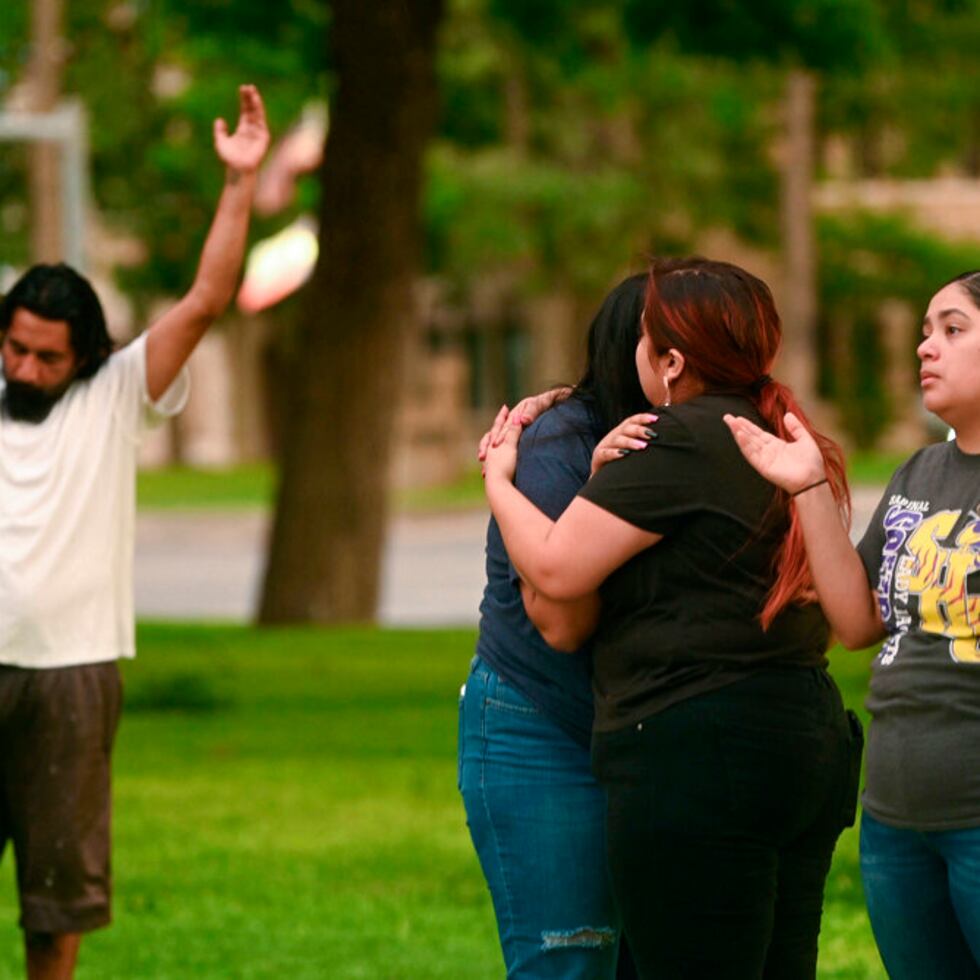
[145,84,270,401]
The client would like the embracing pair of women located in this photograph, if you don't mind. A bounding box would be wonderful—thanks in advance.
[460,257,980,979]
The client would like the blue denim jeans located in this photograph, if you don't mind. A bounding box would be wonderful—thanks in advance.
[861,811,980,979]
[458,656,623,979]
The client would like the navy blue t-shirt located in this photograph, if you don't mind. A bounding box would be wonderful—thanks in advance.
[476,396,601,747]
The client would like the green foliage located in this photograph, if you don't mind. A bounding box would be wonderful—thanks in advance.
[621,0,887,71]
[431,23,781,298]
[0,2,32,270]
[820,0,980,178]
[848,451,909,485]
[0,0,328,302]
[114,0,329,300]
[0,143,29,272]
[819,211,980,312]
[817,211,980,445]
[0,624,885,977]
[426,146,650,293]
[5,0,980,454]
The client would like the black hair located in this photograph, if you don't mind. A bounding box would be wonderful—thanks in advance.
[572,273,650,430]
[943,270,980,310]
[0,263,113,379]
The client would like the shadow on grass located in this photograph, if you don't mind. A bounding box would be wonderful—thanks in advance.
[125,671,234,713]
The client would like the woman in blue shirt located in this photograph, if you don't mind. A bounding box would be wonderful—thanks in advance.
[459,275,652,978]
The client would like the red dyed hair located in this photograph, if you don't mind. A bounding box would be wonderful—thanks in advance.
[643,257,850,629]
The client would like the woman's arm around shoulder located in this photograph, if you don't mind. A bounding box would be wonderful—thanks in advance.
[483,418,660,600]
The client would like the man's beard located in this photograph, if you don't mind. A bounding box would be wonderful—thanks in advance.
[2,379,71,423]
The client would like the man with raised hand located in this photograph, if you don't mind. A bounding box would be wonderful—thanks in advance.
[0,84,269,979]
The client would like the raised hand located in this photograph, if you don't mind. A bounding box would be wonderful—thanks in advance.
[591,412,660,475]
[723,411,825,494]
[214,84,270,175]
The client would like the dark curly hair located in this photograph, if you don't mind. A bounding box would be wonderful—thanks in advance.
[0,263,113,379]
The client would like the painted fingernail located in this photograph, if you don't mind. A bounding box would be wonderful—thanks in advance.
[644,429,659,439]
[618,448,632,456]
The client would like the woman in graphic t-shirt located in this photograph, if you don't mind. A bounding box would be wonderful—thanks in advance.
[482,257,861,979]
[726,269,980,980]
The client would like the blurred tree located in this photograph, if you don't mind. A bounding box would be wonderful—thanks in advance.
[6,0,980,622]
[622,0,888,408]
[821,0,980,178]
[0,0,327,308]
[429,0,784,391]
[817,212,980,445]
[258,0,444,622]
[24,0,65,262]
[427,0,890,410]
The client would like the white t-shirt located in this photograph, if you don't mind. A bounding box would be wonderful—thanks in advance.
[0,333,188,668]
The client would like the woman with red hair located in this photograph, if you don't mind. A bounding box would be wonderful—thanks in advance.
[482,257,862,978]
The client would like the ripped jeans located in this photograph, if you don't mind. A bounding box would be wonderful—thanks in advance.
[459,656,623,979]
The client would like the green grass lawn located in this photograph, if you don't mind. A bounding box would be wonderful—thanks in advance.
[0,626,885,978]
[136,464,275,510]
[137,454,899,513]
[136,463,488,512]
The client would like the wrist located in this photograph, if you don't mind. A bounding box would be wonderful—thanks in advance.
[791,476,829,498]
[225,166,258,187]
[484,468,514,491]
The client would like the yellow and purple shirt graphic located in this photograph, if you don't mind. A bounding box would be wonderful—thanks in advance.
[874,498,980,665]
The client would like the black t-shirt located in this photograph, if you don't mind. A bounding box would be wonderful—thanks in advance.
[579,393,830,733]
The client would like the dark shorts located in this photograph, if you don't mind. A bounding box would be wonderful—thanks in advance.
[0,661,122,934]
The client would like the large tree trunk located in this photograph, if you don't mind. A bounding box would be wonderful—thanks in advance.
[258,0,444,623]
[779,69,818,408]
[27,0,65,262]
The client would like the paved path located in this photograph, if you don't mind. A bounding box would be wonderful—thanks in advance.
[135,508,491,626]
[135,487,884,626]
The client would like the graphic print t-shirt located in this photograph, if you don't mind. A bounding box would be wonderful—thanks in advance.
[857,440,980,829]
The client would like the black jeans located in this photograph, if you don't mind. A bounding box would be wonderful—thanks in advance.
[593,668,859,980]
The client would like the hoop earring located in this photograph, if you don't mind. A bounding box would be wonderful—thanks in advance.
[663,377,671,407]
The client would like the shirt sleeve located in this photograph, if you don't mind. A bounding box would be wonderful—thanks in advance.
[138,333,190,429]
[94,334,189,437]
[578,408,703,535]
[856,492,889,588]
[856,456,917,591]
[108,333,190,430]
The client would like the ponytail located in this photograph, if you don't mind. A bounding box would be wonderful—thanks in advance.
[754,380,850,630]
[644,257,852,629]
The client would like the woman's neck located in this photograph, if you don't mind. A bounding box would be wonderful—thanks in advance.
[954,428,980,454]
